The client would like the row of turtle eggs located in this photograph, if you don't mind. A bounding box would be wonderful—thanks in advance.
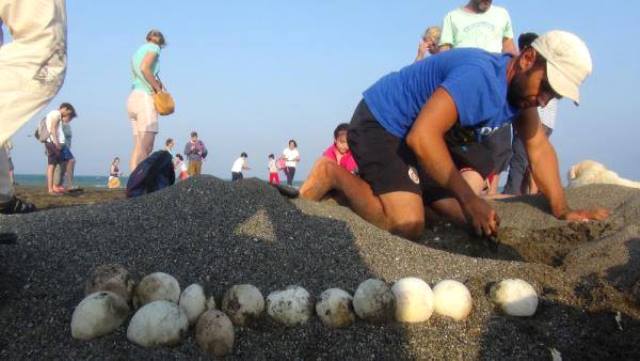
[71,265,538,357]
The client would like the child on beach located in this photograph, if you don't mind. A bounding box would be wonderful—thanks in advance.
[231,152,249,181]
[323,123,358,174]
[108,157,121,189]
[268,154,280,184]
[174,154,189,181]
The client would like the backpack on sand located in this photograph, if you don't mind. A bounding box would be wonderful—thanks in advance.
[34,118,50,143]
[126,150,176,198]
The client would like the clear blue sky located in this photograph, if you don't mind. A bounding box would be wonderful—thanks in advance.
[6,1,640,182]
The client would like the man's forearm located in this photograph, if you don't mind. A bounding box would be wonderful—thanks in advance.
[410,133,476,204]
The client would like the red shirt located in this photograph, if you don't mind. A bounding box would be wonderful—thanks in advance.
[323,144,358,174]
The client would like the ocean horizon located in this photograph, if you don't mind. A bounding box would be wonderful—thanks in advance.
[14,174,303,189]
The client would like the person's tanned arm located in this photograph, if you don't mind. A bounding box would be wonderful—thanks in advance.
[406,88,499,236]
[515,108,609,221]
[140,52,162,93]
[50,116,61,149]
[502,38,518,56]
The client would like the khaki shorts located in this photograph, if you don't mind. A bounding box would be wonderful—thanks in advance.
[127,90,158,135]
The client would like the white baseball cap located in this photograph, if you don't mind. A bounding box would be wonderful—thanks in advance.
[531,30,592,105]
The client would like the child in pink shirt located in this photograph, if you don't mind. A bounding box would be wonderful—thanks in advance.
[323,123,358,174]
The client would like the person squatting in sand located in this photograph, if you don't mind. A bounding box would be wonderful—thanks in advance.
[0,0,67,213]
[300,31,609,240]
[127,29,166,172]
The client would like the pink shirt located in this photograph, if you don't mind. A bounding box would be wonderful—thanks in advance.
[323,144,358,174]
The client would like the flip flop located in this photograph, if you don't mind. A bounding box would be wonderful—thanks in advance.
[67,187,83,193]
[0,197,37,214]
[272,184,299,198]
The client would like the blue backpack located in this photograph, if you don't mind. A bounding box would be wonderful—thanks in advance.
[126,150,175,198]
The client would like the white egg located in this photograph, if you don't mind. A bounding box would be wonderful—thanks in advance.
[127,300,189,347]
[266,286,313,327]
[195,310,235,357]
[178,284,207,325]
[433,280,473,321]
[84,264,135,304]
[352,279,395,322]
[71,291,129,340]
[221,284,265,326]
[133,272,180,308]
[490,279,538,317]
[315,288,355,328]
[391,277,433,323]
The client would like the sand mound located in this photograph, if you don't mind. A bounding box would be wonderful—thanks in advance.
[1,177,639,360]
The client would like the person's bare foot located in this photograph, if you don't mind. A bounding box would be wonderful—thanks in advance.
[299,157,335,201]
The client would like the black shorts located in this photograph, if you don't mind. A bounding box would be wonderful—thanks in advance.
[45,143,62,165]
[348,100,501,204]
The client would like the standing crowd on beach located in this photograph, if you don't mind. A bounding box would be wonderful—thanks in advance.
[0,0,610,245]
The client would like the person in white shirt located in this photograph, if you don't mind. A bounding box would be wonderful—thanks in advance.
[231,152,249,181]
[281,140,300,186]
[504,32,558,195]
[44,103,76,195]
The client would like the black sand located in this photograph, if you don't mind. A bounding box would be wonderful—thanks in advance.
[1,177,639,360]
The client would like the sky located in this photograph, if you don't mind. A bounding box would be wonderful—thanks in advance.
[5,0,640,183]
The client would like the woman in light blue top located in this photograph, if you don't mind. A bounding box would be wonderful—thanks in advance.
[127,30,166,172]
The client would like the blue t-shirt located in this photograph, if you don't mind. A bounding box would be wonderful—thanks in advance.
[131,43,161,94]
[363,48,518,142]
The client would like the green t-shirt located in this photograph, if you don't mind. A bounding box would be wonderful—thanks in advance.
[440,5,514,53]
[131,43,160,94]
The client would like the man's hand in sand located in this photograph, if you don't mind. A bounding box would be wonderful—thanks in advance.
[461,196,500,237]
[560,207,610,222]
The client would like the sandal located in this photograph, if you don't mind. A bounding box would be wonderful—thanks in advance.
[0,196,37,214]
[272,184,300,198]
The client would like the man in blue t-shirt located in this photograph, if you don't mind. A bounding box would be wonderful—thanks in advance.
[300,30,609,240]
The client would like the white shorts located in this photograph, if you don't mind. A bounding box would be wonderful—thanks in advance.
[127,90,158,135]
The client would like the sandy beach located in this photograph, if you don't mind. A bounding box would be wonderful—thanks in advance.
[0,177,639,360]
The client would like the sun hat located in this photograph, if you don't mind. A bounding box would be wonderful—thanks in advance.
[531,30,592,105]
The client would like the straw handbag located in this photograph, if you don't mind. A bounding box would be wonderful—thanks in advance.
[153,74,175,116]
[153,90,175,116]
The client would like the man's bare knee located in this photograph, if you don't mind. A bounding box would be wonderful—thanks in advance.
[388,218,425,240]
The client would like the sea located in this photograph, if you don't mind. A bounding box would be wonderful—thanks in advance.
[14,174,303,189]
[14,174,127,188]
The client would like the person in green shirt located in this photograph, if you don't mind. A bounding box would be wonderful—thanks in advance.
[127,30,166,172]
[439,0,517,56]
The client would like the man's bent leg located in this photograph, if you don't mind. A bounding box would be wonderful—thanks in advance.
[301,158,424,239]
[379,191,425,239]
